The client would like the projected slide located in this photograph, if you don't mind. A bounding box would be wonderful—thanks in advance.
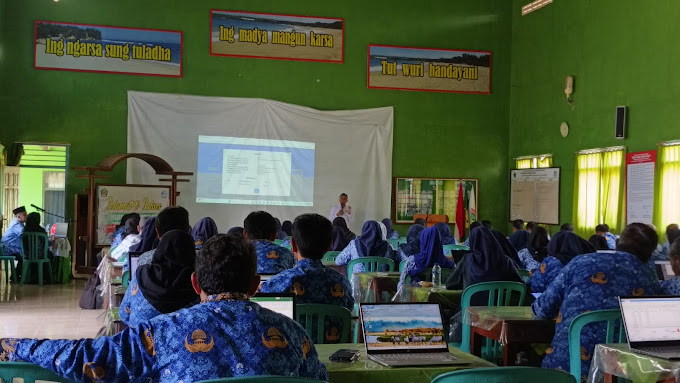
[196,136,315,206]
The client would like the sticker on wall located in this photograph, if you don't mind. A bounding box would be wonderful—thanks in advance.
[210,10,344,63]
[368,45,491,94]
[34,21,182,77]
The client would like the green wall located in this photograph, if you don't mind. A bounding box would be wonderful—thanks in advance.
[18,168,66,219]
[509,0,680,233]
[0,0,513,235]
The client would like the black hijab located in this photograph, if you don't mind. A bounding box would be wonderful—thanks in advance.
[281,221,293,237]
[124,217,140,236]
[23,212,45,233]
[136,230,197,313]
[130,217,157,253]
[588,235,610,251]
[227,226,244,237]
[528,226,550,262]
[549,231,596,265]
[458,227,520,287]
[274,218,287,240]
[399,224,426,257]
[331,226,349,251]
[333,217,356,242]
[490,230,522,268]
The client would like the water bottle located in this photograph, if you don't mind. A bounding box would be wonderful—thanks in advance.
[432,263,442,288]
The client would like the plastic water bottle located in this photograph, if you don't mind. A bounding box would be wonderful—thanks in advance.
[432,263,442,288]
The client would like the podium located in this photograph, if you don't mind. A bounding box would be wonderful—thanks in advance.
[413,214,449,228]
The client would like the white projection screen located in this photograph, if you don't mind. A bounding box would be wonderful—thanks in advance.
[127,91,393,232]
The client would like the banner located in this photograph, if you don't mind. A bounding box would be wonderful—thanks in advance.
[368,45,491,94]
[626,151,656,225]
[210,10,344,63]
[97,185,170,245]
[35,21,182,77]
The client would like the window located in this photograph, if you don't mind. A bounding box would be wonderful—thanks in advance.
[515,154,553,169]
[572,147,625,238]
[655,142,680,235]
[43,171,66,225]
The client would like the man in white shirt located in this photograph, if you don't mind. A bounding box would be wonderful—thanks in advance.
[329,193,352,225]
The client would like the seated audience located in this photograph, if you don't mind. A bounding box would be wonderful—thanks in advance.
[462,221,482,247]
[434,222,457,245]
[481,220,493,231]
[398,226,455,290]
[330,226,349,252]
[490,229,522,268]
[0,234,328,381]
[274,218,288,241]
[588,234,610,251]
[533,223,663,381]
[508,219,529,251]
[282,220,293,237]
[138,206,191,267]
[333,217,356,242]
[662,224,680,256]
[335,220,390,273]
[227,226,244,237]
[124,217,157,274]
[662,239,680,295]
[518,226,549,272]
[526,221,537,233]
[397,224,426,262]
[414,218,427,227]
[20,212,55,265]
[560,223,574,232]
[595,224,617,250]
[191,217,218,250]
[120,230,198,327]
[245,211,295,274]
[111,213,141,248]
[529,231,596,293]
[381,218,400,239]
[649,225,680,270]
[1,206,27,278]
[109,217,141,261]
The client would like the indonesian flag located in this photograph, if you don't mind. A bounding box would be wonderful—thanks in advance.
[456,182,465,239]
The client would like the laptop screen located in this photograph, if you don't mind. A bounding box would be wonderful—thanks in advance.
[129,251,143,279]
[655,261,675,281]
[53,223,68,238]
[252,294,295,319]
[620,297,680,343]
[361,303,447,352]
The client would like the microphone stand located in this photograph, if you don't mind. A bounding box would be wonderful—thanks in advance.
[31,205,76,223]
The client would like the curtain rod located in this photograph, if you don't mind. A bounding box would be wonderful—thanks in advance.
[658,140,680,147]
[576,146,626,155]
[515,153,553,160]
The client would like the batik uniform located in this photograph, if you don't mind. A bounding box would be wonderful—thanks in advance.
[604,232,617,250]
[528,256,564,293]
[253,240,295,274]
[119,276,162,327]
[662,241,671,257]
[647,245,669,271]
[261,259,354,343]
[334,241,391,273]
[1,293,328,382]
[0,218,24,255]
[517,248,541,272]
[532,252,663,382]
[662,277,680,295]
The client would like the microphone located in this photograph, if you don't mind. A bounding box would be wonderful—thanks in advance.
[31,204,45,211]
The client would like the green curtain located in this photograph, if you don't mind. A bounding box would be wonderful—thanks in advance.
[653,144,680,240]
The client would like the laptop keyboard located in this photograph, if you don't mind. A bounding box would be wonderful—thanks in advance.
[379,353,457,361]
[643,346,680,354]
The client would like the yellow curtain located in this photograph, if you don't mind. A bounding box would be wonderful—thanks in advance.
[516,159,532,169]
[654,144,680,237]
[538,157,553,168]
[599,150,625,233]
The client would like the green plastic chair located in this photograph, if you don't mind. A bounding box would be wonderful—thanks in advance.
[431,366,576,383]
[459,281,527,359]
[347,257,395,281]
[0,361,74,383]
[20,232,53,286]
[0,245,18,284]
[387,238,406,251]
[273,239,284,245]
[199,376,326,383]
[568,309,624,383]
[296,303,352,344]
[517,269,531,283]
[121,270,130,287]
[399,259,407,272]
[322,251,341,263]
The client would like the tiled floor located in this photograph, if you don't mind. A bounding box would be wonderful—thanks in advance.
[0,276,105,339]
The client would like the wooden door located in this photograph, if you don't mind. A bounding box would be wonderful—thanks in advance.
[2,166,20,235]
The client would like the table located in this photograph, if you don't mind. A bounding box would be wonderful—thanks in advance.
[394,286,463,310]
[465,306,555,366]
[351,272,402,303]
[588,343,680,383]
[315,343,496,383]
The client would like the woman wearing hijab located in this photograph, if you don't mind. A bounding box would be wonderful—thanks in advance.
[509,230,530,251]
[434,223,457,245]
[381,218,400,240]
[398,226,455,290]
[281,220,293,237]
[274,218,287,241]
[109,217,141,261]
[330,226,349,251]
[191,217,218,250]
[490,230,522,268]
[21,212,54,260]
[333,217,356,242]
[398,224,426,262]
[335,220,390,273]
[119,230,198,327]
[517,226,550,272]
[124,217,158,274]
[227,226,244,237]
[529,231,596,293]
[588,235,610,251]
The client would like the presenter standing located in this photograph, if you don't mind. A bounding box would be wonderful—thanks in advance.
[329,193,352,225]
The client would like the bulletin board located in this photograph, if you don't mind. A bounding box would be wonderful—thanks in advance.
[393,177,478,224]
[509,168,560,225]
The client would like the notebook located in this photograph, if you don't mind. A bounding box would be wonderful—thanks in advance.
[360,302,467,367]
[619,296,680,359]
[654,261,675,282]
[252,293,296,319]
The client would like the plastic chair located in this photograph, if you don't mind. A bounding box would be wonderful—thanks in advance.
[403,267,454,286]
[199,376,326,383]
[20,232,52,286]
[0,361,74,383]
[431,366,576,383]
[296,303,352,344]
[121,270,130,287]
[0,245,18,284]
[273,239,284,245]
[568,309,624,382]
[459,281,527,358]
[399,260,407,272]
[347,257,395,281]
[517,269,531,283]
[322,251,341,263]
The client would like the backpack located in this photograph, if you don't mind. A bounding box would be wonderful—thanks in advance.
[79,273,101,309]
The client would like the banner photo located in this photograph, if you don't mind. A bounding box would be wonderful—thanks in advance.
[35,21,182,77]
[97,185,170,245]
[210,10,344,63]
[368,45,491,94]
[626,151,656,225]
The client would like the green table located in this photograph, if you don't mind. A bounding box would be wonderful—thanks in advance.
[588,343,680,383]
[315,343,496,383]
[395,286,463,310]
[351,272,402,303]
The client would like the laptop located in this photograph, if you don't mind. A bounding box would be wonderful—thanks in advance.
[252,293,296,319]
[129,251,143,279]
[360,302,467,367]
[258,273,277,282]
[654,261,675,282]
[52,223,68,239]
[619,296,680,359]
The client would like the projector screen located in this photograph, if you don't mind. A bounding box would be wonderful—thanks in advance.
[127,91,393,232]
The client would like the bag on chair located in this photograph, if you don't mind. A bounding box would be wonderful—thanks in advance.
[79,273,101,309]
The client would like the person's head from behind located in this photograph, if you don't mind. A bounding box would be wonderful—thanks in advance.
[192,234,259,298]
[137,216,149,234]
[339,193,348,207]
[529,226,549,249]
[282,220,293,236]
[244,211,277,241]
[414,218,426,226]
[561,223,574,232]
[512,219,524,232]
[125,217,140,235]
[588,235,609,251]
[227,226,244,237]
[469,221,482,231]
[595,224,610,236]
[666,224,680,242]
[669,239,680,276]
[481,220,493,230]
[26,212,40,228]
[526,222,537,233]
[616,223,659,263]
[155,206,190,238]
[291,214,333,261]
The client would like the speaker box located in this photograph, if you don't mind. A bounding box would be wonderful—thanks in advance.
[615,106,627,139]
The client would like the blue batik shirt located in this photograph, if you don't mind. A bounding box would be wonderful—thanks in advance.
[528,256,564,293]
[517,248,541,272]
[119,276,162,327]
[647,245,669,271]
[0,218,24,255]
[662,276,680,295]
[604,232,617,250]
[1,293,328,382]
[253,240,295,274]
[334,240,393,273]
[532,251,663,381]
[662,241,671,257]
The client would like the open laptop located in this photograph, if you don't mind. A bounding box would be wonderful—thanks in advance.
[252,293,296,319]
[619,296,680,359]
[654,261,675,282]
[258,273,277,282]
[129,251,143,279]
[360,302,467,367]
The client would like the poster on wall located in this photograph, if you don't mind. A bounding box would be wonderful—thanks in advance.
[210,10,344,63]
[393,177,478,225]
[368,45,491,94]
[96,185,170,245]
[35,21,182,77]
[626,151,656,225]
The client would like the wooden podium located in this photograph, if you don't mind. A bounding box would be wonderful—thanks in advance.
[413,214,449,228]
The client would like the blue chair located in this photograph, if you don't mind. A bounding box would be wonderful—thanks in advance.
[199,377,326,383]
[568,309,624,383]
[20,232,52,286]
[431,366,576,383]
[0,362,74,382]
[296,303,352,344]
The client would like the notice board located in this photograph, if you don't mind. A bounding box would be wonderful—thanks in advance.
[510,168,560,225]
[626,151,656,224]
